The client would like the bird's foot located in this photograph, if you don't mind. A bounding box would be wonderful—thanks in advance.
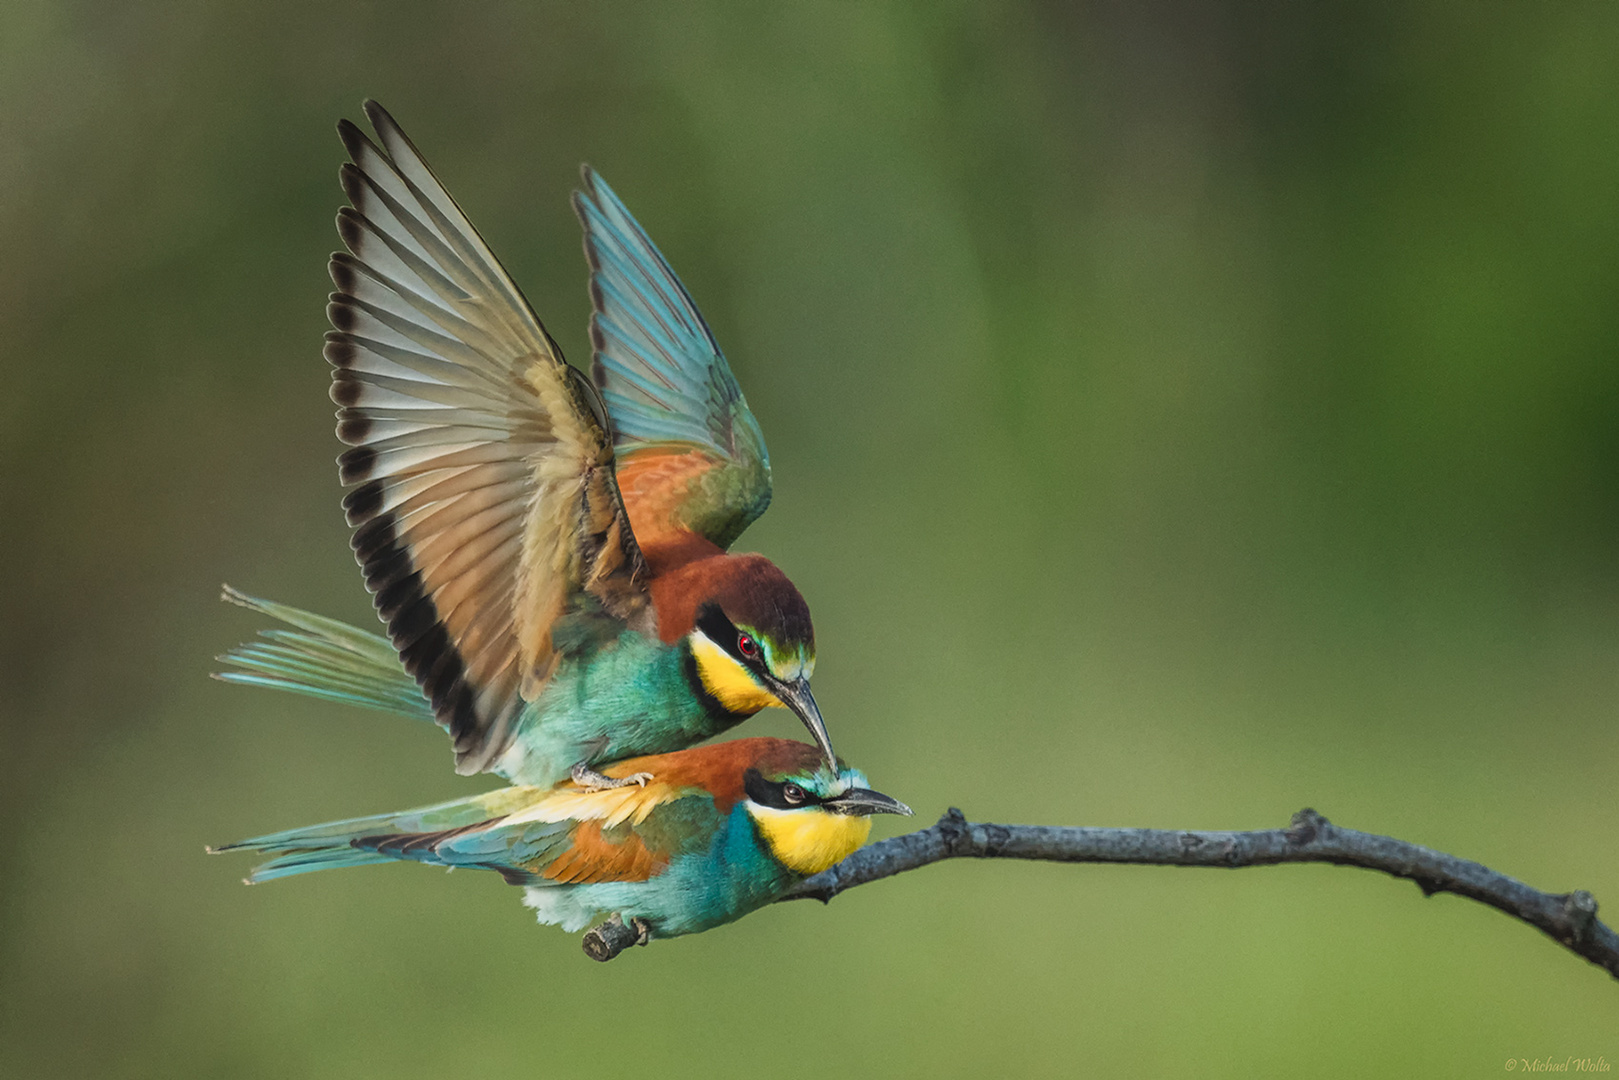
[570,763,654,791]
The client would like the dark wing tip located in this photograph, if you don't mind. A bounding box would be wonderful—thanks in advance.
[361,99,396,137]
[386,595,439,653]
[327,295,359,334]
[335,414,373,447]
[570,187,594,231]
[363,100,439,182]
[351,514,394,560]
[587,318,609,353]
[335,207,366,257]
[337,444,378,483]
[335,117,374,164]
[338,161,368,207]
[342,480,385,525]
[349,512,481,749]
[328,251,359,295]
[330,369,363,408]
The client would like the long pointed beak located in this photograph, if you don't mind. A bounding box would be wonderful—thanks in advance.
[770,676,836,769]
[823,787,913,817]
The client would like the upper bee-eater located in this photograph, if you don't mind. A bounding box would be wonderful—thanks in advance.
[212,735,910,948]
[262,99,835,787]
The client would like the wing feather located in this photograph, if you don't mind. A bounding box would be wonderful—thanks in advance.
[364,776,723,885]
[574,169,773,553]
[330,101,649,776]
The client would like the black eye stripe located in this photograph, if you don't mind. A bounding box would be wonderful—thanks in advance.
[696,604,758,665]
[744,768,822,810]
[695,604,736,645]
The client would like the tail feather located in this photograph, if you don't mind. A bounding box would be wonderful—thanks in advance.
[211,788,538,884]
[240,847,396,883]
[215,586,433,722]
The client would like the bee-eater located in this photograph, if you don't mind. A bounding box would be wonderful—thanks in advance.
[211,737,910,944]
[289,99,833,787]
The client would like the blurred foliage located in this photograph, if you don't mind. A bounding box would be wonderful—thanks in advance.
[3,1,1619,1076]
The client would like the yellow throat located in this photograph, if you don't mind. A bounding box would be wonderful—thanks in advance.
[748,805,872,876]
[690,632,782,714]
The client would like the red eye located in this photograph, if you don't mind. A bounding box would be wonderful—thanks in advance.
[737,633,759,659]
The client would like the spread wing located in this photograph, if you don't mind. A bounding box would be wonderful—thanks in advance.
[328,101,650,777]
[573,169,773,554]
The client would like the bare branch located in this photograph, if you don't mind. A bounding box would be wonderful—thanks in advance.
[579,807,1616,969]
[581,913,649,962]
[777,807,1618,980]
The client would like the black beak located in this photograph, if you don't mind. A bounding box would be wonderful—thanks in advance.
[770,676,837,769]
[822,787,913,817]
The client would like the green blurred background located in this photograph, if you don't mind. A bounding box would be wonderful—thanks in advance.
[3,2,1618,1076]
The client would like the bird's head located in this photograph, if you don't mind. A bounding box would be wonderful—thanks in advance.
[685,556,834,766]
[739,742,911,877]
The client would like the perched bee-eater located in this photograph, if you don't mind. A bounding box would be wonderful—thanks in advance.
[212,737,909,945]
[259,100,835,787]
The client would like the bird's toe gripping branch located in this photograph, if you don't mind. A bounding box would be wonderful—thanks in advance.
[582,914,653,961]
[570,763,654,791]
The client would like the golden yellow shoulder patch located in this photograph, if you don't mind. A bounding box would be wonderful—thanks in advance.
[748,805,872,876]
[504,779,675,829]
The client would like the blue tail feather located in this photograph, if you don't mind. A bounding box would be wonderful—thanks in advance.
[212,789,530,883]
[216,586,434,722]
[242,847,396,882]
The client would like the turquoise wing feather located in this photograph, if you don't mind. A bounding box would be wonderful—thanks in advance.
[214,586,434,722]
[573,169,772,551]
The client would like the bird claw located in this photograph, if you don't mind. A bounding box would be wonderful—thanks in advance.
[570,763,654,791]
